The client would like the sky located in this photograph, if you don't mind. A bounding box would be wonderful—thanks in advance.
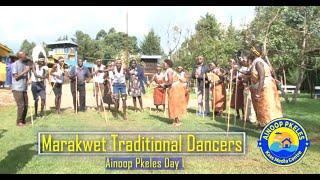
[0,6,255,54]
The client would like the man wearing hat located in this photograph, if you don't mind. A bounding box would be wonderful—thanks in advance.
[30,52,48,118]
[93,59,106,111]
[191,55,210,116]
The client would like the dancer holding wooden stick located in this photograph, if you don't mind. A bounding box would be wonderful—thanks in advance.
[30,53,48,118]
[249,43,283,128]
[69,59,91,114]
[192,55,210,117]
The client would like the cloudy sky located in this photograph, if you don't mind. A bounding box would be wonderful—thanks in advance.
[0,6,255,54]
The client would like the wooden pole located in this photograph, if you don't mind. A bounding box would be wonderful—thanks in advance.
[49,82,56,95]
[224,82,228,122]
[213,78,215,121]
[30,93,34,126]
[202,74,205,118]
[283,69,287,93]
[196,79,198,115]
[97,79,108,124]
[227,69,233,134]
[164,88,168,117]
[75,75,78,115]
[243,88,250,130]
[92,67,96,99]
[233,71,238,125]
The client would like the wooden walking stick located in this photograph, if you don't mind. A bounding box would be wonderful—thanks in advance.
[75,75,78,115]
[97,80,108,124]
[224,82,229,122]
[227,68,233,134]
[27,82,34,125]
[234,71,238,125]
[92,67,96,100]
[195,79,199,115]
[164,88,168,117]
[213,78,216,121]
[243,88,250,130]
[48,82,56,95]
[202,74,205,118]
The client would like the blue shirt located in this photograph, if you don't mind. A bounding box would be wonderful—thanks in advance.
[69,65,90,85]
[11,60,28,92]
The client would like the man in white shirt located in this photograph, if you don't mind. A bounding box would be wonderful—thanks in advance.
[30,53,48,118]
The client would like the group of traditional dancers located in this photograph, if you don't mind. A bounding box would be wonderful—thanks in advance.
[11,43,283,128]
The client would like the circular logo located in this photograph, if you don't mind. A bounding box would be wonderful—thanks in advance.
[257,118,310,166]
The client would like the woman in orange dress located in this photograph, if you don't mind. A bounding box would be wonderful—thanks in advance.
[230,65,245,120]
[248,45,283,127]
[177,66,190,107]
[161,59,187,127]
[208,64,226,116]
[151,65,166,112]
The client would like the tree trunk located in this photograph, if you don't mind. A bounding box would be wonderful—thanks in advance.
[292,70,306,103]
[291,9,308,104]
[307,71,313,98]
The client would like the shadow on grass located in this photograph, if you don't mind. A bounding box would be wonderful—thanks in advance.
[204,114,262,138]
[0,129,7,140]
[25,107,67,123]
[49,107,69,113]
[187,108,197,114]
[0,143,36,174]
[149,114,172,125]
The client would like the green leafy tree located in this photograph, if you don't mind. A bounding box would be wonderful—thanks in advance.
[19,39,36,56]
[140,29,162,55]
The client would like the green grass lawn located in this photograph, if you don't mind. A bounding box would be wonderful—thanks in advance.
[0,92,319,174]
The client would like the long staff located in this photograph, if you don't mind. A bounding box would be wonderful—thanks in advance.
[202,74,205,118]
[196,79,199,115]
[213,78,216,121]
[29,84,34,126]
[75,75,78,115]
[243,88,250,130]
[97,77,108,124]
[92,67,96,100]
[227,68,234,134]
[28,69,34,125]
[48,82,56,95]
[164,88,168,117]
[234,71,239,125]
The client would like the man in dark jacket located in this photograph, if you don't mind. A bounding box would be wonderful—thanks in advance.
[191,55,210,116]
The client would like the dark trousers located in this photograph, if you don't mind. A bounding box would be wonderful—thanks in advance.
[71,82,86,111]
[12,90,28,124]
